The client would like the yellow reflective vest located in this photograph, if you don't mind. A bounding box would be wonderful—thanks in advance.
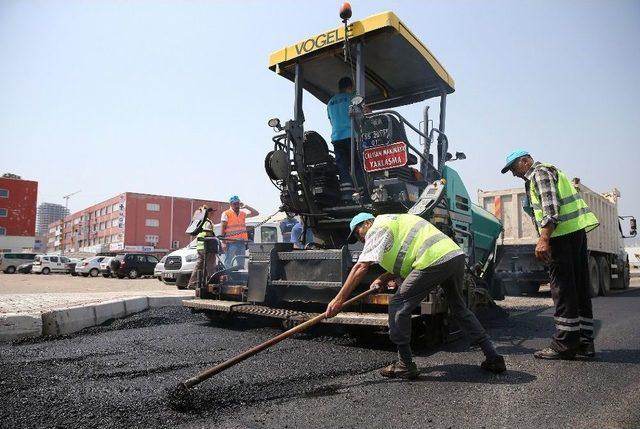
[367,214,462,278]
[528,163,599,237]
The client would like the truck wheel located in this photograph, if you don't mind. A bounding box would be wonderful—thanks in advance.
[520,282,540,295]
[6,266,16,274]
[102,273,110,278]
[42,267,51,275]
[81,273,89,277]
[128,269,138,279]
[588,256,600,298]
[89,268,99,277]
[598,257,611,296]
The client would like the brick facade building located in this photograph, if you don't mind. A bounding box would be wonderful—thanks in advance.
[47,192,228,254]
[0,174,38,252]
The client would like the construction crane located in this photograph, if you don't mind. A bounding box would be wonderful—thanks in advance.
[63,190,81,211]
[60,190,80,255]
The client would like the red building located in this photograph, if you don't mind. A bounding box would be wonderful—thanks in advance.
[47,192,230,254]
[0,174,38,252]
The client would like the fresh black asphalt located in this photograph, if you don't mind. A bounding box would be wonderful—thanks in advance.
[1,289,639,428]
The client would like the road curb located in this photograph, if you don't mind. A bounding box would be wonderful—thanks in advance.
[1,294,192,341]
[0,312,43,341]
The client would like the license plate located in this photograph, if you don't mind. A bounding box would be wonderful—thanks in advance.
[164,273,175,279]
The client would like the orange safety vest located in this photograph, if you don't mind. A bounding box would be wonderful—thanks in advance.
[223,208,248,241]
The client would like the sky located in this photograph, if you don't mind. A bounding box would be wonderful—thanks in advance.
[1,0,639,241]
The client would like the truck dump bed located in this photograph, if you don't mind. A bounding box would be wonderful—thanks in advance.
[477,182,620,254]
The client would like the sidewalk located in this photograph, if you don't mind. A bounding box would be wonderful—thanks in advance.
[0,277,194,341]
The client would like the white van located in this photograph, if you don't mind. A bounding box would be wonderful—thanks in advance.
[162,216,286,289]
[32,254,71,275]
[0,253,38,274]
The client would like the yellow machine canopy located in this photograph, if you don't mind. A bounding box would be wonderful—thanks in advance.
[268,11,455,110]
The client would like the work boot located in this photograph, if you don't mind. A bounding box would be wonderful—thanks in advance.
[379,361,419,380]
[533,347,575,360]
[481,355,506,374]
[576,342,596,358]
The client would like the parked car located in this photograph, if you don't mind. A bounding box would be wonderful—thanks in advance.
[154,256,166,281]
[110,253,159,279]
[66,258,82,276]
[0,253,37,274]
[100,257,114,278]
[17,262,33,274]
[161,240,199,289]
[32,255,71,274]
[75,256,106,277]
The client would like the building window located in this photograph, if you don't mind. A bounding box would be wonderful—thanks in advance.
[145,219,159,227]
[112,203,119,212]
[0,227,5,235]
[145,235,159,244]
[111,219,118,227]
[171,240,180,249]
[0,208,7,217]
[146,203,160,212]
[0,189,8,198]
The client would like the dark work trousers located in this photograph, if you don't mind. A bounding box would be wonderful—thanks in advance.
[548,228,594,353]
[332,138,365,187]
[187,251,217,289]
[388,255,490,348]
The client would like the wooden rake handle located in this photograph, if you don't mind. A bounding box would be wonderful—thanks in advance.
[181,287,378,389]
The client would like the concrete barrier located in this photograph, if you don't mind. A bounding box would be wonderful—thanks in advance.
[42,305,96,336]
[2,293,192,340]
[94,300,127,325]
[0,313,42,341]
[148,296,190,308]
[123,297,149,315]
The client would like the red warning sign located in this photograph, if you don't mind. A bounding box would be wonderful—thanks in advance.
[362,142,408,173]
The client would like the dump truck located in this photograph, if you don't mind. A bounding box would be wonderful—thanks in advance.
[183,9,502,337]
[479,182,636,297]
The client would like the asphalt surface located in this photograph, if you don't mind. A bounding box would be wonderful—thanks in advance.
[1,289,639,428]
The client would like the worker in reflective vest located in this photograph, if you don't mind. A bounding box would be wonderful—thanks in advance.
[220,195,258,268]
[325,212,506,379]
[502,150,599,359]
[187,216,218,290]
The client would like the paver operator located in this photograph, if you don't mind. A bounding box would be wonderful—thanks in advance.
[328,76,365,191]
[187,206,218,290]
[220,195,258,269]
[502,150,599,359]
[325,212,506,379]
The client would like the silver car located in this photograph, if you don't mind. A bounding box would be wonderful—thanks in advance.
[75,256,106,277]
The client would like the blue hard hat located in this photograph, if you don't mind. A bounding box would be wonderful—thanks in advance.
[347,212,375,243]
[229,195,240,203]
[501,150,530,174]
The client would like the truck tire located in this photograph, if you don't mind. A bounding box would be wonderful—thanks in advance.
[598,257,611,296]
[128,269,138,279]
[520,282,540,295]
[6,266,16,274]
[621,256,630,289]
[588,256,600,298]
[42,267,51,275]
[89,268,99,277]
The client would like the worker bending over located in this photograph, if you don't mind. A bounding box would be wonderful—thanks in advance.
[502,150,599,359]
[326,213,506,379]
[220,195,258,268]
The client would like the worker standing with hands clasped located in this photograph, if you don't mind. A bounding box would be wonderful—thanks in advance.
[501,150,599,359]
[326,213,506,379]
[187,206,218,290]
[220,195,258,269]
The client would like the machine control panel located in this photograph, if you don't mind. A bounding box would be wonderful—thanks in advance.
[408,179,446,217]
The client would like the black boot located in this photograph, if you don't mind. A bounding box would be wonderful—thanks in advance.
[534,347,575,360]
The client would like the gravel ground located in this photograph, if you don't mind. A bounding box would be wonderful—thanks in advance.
[1,283,638,428]
[0,273,173,294]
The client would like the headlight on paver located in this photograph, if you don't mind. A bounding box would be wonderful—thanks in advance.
[185,254,199,263]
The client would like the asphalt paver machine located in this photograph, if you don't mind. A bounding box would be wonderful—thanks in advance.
[183,9,502,336]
